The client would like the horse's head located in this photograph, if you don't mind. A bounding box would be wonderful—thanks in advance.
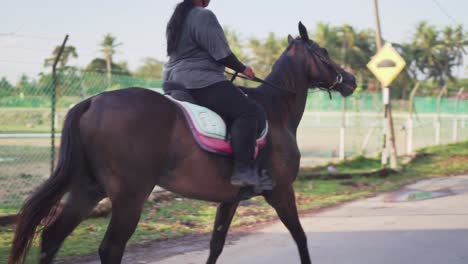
[287,22,357,97]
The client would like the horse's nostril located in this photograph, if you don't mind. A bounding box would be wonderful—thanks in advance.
[350,76,357,88]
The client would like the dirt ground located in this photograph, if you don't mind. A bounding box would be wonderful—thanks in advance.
[0,138,61,147]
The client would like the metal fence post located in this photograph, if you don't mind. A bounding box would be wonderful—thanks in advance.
[51,35,69,175]
[453,88,464,142]
[435,86,447,145]
[339,97,346,160]
[406,83,419,155]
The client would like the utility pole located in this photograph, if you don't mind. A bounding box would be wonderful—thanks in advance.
[339,39,347,161]
[373,0,383,49]
[372,0,398,169]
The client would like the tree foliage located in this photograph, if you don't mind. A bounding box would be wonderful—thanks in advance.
[247,33,288,78]
[224,22,466,97]
[134,57,164,79]
[43,45,78,70]
[84,58,131,76]
[0,77,14,97]
[396,22,468,94]
[100,33,123,81]
[2,21,466,99]
[224,27,249,64]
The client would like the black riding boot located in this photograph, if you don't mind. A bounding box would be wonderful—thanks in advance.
[229,115,275,190]
[229,114,259,187]
[187,81,274,189]
[231,161,259,186]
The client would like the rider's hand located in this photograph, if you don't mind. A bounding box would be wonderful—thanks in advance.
[243,66,256,80]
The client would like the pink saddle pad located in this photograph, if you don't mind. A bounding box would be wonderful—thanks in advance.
[172,99,268,158]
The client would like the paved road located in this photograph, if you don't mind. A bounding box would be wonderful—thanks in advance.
[155,175,468,264]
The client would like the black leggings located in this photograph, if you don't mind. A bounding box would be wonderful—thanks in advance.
[188,81,265,163]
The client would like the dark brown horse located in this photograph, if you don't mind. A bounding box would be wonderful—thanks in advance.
[9,22,356,264]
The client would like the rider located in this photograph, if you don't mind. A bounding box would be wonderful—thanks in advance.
[163,0,273,189]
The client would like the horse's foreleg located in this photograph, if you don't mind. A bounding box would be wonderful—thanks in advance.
[264,184,311,264]
[206,201,240,264]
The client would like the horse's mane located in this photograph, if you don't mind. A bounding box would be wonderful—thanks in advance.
[238,44,302,124]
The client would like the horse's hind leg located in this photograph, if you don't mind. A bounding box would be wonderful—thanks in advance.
[40,184,105,264]
[264,184,311,264]
[98,193,148,264]
[206,201,240,264]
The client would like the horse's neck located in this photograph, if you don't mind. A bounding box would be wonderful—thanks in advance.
[263,56,309,132]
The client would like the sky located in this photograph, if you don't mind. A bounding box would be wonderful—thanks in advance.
[0,0,467,83]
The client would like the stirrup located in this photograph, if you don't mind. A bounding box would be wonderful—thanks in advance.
[254,170,276,193]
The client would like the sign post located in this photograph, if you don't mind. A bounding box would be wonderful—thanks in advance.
[367,43,406,168]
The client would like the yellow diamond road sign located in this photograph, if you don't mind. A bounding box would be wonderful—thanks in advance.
[367,43,406,87]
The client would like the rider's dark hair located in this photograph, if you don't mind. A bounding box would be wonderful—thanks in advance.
[166,0,195,56]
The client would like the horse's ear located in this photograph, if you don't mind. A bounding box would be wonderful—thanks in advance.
[288,34,294,44]
[298,21,309,41]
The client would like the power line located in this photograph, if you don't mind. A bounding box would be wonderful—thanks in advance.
[0,42,101,58]
[0,59,43,65]
[0,46,52,54]
[0,25,24,37]
[432,0,458,25]
[0,33,61,42]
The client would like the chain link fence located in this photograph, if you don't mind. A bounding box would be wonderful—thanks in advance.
[0,70,467,211]
[0,71,163,211]
[300,91,468,165]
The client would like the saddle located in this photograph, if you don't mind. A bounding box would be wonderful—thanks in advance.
[163,81,268,158]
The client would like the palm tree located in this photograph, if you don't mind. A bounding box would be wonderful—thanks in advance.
[314,23,375,77]
[42,45,79,97]
[100,33,122,82]
[315,24,376,91]
[410,22,467,88]
[411,22,445,85]
[339,25,376,72]
[44,45,78,69]
[392,42,422,98]
[439,25,468,86]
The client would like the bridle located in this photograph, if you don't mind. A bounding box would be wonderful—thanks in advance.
[304,42,343,99]
[227,40,344,99]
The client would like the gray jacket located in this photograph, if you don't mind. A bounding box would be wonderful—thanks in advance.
[163,7,232,89]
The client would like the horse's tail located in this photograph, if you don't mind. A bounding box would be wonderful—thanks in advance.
[9,98,92,264]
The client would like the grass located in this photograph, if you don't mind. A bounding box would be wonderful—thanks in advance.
[0,141,467,263]
[300,155,382,175]
[0,107,66,133]
[0,145,53,207]
[0,126,56,133]
[0,145,52,162]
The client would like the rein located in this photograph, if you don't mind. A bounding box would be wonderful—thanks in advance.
[226,71,297,95]
[226,40,344,100]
